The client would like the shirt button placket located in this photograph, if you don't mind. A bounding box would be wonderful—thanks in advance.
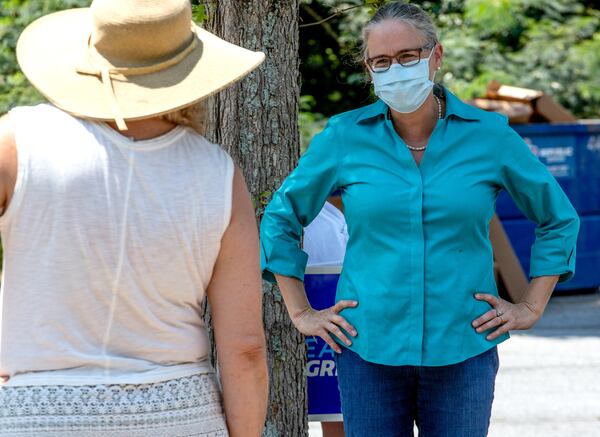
[410,171,426,365]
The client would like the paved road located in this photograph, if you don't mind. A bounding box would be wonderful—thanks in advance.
[490,290,600,437]
[309,290,600,437]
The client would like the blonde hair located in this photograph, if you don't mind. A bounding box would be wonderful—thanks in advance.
[161,99,207,135]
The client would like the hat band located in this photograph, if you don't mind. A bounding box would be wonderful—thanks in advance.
[76,26,199,130]
[76,27,198,78]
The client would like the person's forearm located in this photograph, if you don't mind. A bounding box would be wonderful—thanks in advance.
[518,275,559,317]
[219,346,269,437]
[274,274,312,321]
[275,273,358,353]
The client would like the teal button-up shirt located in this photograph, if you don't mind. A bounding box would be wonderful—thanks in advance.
[260,87,579,366]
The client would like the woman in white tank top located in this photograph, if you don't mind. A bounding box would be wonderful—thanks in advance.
[0,1,268,436]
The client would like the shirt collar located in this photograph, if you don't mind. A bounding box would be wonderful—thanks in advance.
[444,88,482,121]
[356,86,483,124]
[356,99,388,124]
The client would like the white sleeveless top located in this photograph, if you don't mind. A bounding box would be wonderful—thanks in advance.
[304,201,348,268]
[0,104,234,386]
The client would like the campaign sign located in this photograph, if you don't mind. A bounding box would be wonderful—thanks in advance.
[304,265,343,422]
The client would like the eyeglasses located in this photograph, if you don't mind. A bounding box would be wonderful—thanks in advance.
[366,44,436,73]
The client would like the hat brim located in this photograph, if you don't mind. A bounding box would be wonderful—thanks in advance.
[16,8,266,121]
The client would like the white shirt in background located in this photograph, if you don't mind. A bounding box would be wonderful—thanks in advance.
[304,201,348,267]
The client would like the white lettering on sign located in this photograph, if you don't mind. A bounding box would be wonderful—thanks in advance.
[319,360,336,377]
[520,137,573,178]
[307,360,338,377]
[522,137,574,163]
[307,360,320,377]
[318,344,335,359]
[306,337,317,357]
[547,164,571,178]
[587,135,600,153]
[306,338,336,360]
[536,146,574,163]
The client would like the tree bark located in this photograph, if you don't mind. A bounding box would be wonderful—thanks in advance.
[204,2,306,436]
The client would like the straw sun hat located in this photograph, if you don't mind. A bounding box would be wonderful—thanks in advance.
[16,0,265,130]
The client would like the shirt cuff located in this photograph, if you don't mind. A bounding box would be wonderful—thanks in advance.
[260,241,309,283]
[530,268,574,283]
[529,247,576,283]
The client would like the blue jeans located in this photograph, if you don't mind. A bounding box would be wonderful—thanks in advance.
[335,347,499,437]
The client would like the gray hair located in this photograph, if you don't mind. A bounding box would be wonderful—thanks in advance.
[361,2,439,59]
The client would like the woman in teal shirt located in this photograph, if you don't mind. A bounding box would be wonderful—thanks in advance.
[260,2,579,436]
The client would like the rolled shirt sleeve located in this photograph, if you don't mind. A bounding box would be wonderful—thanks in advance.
[260,121,340,283]
[498,122,580,283]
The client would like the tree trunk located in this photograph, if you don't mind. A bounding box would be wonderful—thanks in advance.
[203,2,306,436]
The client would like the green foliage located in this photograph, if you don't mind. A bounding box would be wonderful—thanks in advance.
[438,0,600,117]
[257,190,273,207]
[0,0,91,114]
[365,0,389,14]
[191,4,207,24]
[464,0,522,37]
[299,0,372,146]
[299,95,327,152]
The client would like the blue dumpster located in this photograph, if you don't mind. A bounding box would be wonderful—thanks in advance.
[496,122,600,290]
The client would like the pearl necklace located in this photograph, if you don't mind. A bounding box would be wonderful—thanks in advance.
[404,95,442,152]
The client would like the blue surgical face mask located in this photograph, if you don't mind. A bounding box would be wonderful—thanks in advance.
[371,48,436,114]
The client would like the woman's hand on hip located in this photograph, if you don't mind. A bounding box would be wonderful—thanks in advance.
[293,300,358,353]
[471,293,540,341]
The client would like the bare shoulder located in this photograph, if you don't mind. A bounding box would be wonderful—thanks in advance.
[0,114,18,212]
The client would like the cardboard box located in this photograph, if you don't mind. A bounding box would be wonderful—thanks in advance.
[485,80,576,123]
[534,94,577,123]
[470,98,533,123]
[487,80,543,102]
